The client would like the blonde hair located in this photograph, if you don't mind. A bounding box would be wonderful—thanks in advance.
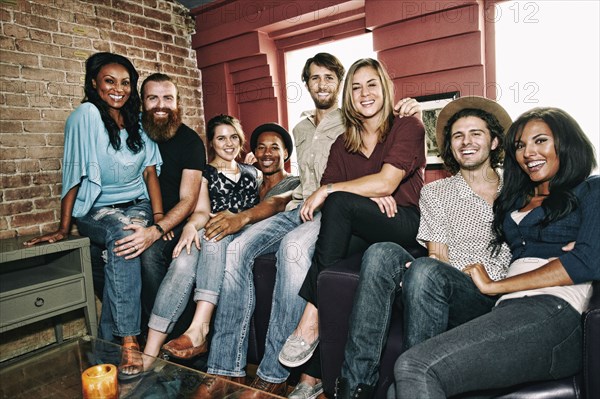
[341,58,395,153]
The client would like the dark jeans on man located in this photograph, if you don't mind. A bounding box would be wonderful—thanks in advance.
[341,243,412,391]
[140,223,184,325]
[341,242,500,393]
[402,257,498,349]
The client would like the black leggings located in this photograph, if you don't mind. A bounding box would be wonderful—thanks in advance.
[298,191,420,304]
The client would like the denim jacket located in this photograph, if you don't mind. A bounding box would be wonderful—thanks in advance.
[503,175,600,284]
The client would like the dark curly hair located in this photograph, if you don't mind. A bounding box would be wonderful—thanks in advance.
[491,107,597,254]
[440,108,505,175]
[83,52,143,153]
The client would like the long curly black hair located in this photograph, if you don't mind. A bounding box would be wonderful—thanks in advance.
[82,52,143,153]
[491,107,597,254]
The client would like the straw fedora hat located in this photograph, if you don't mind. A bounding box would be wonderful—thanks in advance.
[435,96,512,150]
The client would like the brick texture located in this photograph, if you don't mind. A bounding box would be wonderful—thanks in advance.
[0,0,204,239]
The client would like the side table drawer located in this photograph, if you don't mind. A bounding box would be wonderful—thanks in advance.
[0,279,86,329]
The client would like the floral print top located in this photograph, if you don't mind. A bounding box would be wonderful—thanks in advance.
[205,163,260,214]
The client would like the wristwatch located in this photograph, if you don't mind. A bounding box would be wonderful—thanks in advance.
[326,183,334,194]
[153,223,165,236]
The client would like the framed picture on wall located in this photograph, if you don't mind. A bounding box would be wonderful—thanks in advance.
[415,91,460,164]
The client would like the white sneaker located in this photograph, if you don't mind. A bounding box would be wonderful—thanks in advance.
[288,382,323,399]
[278,334,319,367]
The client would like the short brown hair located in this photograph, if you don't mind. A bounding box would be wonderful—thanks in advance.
[301,53,345,83]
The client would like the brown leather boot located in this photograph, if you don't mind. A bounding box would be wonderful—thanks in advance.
[192,373,246,399]
[236,376,288,399]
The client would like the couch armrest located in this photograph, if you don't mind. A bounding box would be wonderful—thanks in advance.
[582,280,600,399]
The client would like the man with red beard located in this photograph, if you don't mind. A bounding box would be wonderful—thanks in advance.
[112,73,206,332]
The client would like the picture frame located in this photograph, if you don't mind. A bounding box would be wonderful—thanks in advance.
[415,91,460,164]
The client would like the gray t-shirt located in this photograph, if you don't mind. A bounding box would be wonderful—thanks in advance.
[264,175,301,199]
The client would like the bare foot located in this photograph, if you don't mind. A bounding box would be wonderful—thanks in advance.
[292,303,319,345]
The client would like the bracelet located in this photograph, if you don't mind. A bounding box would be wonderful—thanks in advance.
[153,212,164,216]
[153,223,165,235]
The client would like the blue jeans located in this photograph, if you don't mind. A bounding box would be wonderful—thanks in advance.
[76,200,152,339]
[391,296,582,398]
[341,243,413,390]
[140,223,183,325]
[207,206,320,383]
[149,228,243,334]
[402,257,498,349]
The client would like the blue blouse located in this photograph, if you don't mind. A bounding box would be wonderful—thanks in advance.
[503,175,600,284]
[62,103,162,217]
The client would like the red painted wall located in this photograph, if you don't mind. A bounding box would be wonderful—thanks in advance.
[189,0,496,161]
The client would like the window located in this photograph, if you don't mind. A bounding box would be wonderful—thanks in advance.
[285,34,376,132]
[495,1,599,167]
[284,34,377,171]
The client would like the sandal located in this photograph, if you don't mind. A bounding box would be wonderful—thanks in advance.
[118,336,144,381]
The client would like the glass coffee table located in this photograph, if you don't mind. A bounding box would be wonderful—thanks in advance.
[0,335,281,398]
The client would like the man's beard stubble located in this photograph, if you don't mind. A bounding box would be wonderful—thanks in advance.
[313,91,338,110]
[142,107,182,142]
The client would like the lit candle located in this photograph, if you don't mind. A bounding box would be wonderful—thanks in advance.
[81,364,118,399]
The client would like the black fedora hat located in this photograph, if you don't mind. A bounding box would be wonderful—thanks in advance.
[250,123,294,161]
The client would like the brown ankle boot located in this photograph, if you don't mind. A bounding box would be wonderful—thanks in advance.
[236,376,287,399]
[192,373,246,399]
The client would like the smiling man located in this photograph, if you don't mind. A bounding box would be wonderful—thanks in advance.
[334,96,514,398]
[201,122,300,239]
[109,73,206,335]
[191,53,347,399]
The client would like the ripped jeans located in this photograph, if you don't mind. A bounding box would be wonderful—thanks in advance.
[76,200,152,339]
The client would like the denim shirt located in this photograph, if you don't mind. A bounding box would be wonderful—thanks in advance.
[503,175,600,284]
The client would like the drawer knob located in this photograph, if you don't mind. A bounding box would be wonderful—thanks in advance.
[34,297,45,307]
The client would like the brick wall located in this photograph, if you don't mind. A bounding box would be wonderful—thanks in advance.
[0,0,204,239]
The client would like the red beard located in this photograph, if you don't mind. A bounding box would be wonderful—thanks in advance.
[142,107,182,142]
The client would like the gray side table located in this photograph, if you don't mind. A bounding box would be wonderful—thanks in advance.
[0,235,98,341]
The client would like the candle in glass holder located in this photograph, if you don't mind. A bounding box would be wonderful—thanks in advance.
[81,364,118,399]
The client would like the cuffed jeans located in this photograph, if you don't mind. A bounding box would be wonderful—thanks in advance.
[402,257,498,349]
[149,228,243,334]
[207,206,320,383]
[341,243,414,391]
[391,295,582,398]
[299,192,420,305]
[76,200,152,339]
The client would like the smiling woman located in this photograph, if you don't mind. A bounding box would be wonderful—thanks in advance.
[23,52,164,379]
[392,107,600,398]
[132,114,262,379]
[279,58,426,382]
[514,119,559,190]
[92,64,131,115]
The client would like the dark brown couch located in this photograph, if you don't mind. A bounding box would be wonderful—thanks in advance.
[249,253,599,399]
